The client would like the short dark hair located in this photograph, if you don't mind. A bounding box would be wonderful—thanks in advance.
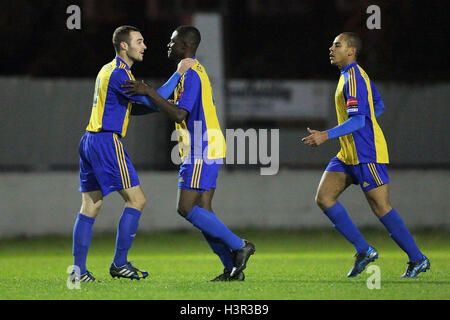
[341,32,362,57]
[175,25,201,49]
[112,25,140,53]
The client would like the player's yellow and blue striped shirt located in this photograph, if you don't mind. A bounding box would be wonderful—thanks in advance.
[86,57,147,138]
[174,58,226,161]
[334,62,389,165]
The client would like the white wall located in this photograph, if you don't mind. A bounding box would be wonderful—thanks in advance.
[1,169,448,238]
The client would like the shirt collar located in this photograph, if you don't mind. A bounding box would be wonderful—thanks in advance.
[115,56,130,70]
[341,61,358,74]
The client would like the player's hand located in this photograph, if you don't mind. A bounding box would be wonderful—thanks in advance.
[301,127,329,147]
[176,58,196,75]
[122,80,154,96]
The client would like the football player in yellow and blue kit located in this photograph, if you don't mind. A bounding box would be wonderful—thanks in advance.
[302,32,429,278]
[123,26,255,281]
[72,26,195,282]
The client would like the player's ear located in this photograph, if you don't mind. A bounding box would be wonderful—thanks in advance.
[181,39,189,50]
[120,41,128,51]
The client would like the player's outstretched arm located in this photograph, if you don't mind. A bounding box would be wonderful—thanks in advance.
[155,58,196,99]
[301,127,329,147]
[301,115,365,147]
[122,80,188,123]
[129,58,195,116]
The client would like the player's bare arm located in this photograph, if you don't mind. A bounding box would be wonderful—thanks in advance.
[301,127,329,147]
[123,80,188,123]
[122,57,193,122]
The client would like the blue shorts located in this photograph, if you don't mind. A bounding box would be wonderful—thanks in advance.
[78,131,140,196]
[325,156,389,192]
[178,158,223,193]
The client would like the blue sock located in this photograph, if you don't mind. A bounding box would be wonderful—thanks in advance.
[380,209,423,263]
[113,207,142,267]
[201,212,234,270]
[186,206,243,251]
[323,202,370,254]
[72,213,95,274]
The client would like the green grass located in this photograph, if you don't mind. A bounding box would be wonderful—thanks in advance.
[0,229,448,300]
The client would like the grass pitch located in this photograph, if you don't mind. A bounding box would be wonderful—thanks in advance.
[0,229,448,300]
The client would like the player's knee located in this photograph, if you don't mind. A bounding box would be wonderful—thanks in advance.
[80,199,103,217]
[177,203,193,218]
[176,206,188,218]
[140,194,147,209]
[125,195,146,212]
[315,193,331,211]
[370,201,392,218]
[133,195,147,211]
[198,201,213,213]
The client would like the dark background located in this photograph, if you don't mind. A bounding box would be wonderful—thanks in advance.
[1,0,448,81]
[0,0,448,172]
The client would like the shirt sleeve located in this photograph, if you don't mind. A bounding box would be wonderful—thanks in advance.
[370,80,385,118]
[344,68,370,117]
[326,114,365,139]
[176,69,200,113]
[130,72,182,115]
[158,72,181,99]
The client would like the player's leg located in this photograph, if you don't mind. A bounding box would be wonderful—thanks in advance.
[315,170,352,210]
[199,189,238,280]
[178,187,254,277]
[364,184,392,218]
[177,160,254,277]
[199,188,215,212]
[111,185,147,274]
[178,187,243,251]
[178,187,244,250]
[80,190,104,218]
[177,187,202,217]
[363,175,428,277]
[72,133,103,281]
[118,185,147,211]
[72,190,103,279]
[317,158,378,277]
[316,168,371,255]
[177,160,242,251]
[96,133,148,278]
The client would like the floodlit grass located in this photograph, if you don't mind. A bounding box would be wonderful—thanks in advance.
[0,229,448,300]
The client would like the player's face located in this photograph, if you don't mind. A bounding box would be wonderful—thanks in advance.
[329,34,351,69]
[126,31,147,62]
[167,31,185,61]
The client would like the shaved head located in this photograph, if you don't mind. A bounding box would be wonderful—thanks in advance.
[174,25,201,50]
[340,32,362,58]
